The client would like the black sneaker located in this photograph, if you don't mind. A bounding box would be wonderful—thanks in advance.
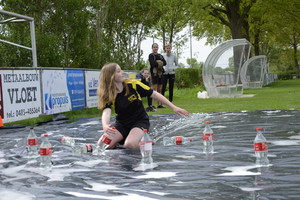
[145,106,151,112]
[151,105,157,111]
[157,105,166,108]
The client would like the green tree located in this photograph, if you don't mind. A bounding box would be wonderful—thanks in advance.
[250,0,300,77]
[187,58,203,68]
[191,0,256,45]
[0,0,161,69]
[88,0,160,69]
[190,0,256,82]
[153,0,192,54]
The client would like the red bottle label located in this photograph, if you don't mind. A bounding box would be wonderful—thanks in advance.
[101,135,112,145]
[86,144,92,152]
[175,136,182,145]
[254,142,268,151]
[61,136,66,143]
[40,148,52,156]
[140,141,152,150]
[203,133,213,141]
[28,138,38,145]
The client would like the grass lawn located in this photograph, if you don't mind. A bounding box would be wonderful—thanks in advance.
[153,79,300,115]
[5,79,300,126]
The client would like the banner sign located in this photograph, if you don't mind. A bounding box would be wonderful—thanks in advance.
[66,70,85,110]
[85,71,100,108]
[0,75,4,120]
[42,70,85,115]
[0,68,149,123]
[43,70,70,115]
[0,70,42,123]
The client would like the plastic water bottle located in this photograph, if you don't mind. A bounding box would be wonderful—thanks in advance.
[61,136,75,147]
[163,136,192,146]
[40,134,52,170]
[203,121,214,153]
[72,144,95,154]
[254,128,269,166]
[93,127,116,155]
[140,129,153,164]
[27,127,38,157]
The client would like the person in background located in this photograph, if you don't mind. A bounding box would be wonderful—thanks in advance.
[148,43,166,108]
[136,68,156,112]
[97,63,189,149]
[162,43,178,102]
[135,70,143,81]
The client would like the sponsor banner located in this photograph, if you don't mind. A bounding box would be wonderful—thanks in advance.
[42,70,86,115]
[85,71,100,108]
[0,70,42,123]
[42,70,71,115]
[66,70,85,110]
[0,75,3,119]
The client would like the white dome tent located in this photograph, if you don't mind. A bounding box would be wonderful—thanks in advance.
[240,55,268,89]
[203,39,251,98]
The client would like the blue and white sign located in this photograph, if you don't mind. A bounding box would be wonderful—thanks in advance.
[42,70,71,115]
[85,71,100,108]
[67,70,85,110]
[42,70,86,114]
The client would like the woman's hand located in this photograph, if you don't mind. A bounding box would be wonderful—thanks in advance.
[103,124,116,136]
[173,106,189,117]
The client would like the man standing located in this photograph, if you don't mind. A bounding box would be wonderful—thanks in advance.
[162,43,178,102]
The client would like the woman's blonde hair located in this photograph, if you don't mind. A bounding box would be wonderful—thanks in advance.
[165,43,172,50]
[141,68,152,85]
[97,63,129,109]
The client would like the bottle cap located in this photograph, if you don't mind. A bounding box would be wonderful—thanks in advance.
[143,129,147,132]
[205,121,210,124]
[112,127,116,130]
[257,128,261,131]
[44,134,48,137]
[190,138,192,142]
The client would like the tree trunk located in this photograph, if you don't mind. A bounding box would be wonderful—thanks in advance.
[254,31,260,56]
[293,40,300,78]
[162,25,166,51]
[225,1,243,39]
[169,20,175,45]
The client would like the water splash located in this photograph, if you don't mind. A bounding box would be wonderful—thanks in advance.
[153,113,208,142]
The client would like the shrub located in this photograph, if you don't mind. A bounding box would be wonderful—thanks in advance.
[175,67,203,88]
[276,70,296,80]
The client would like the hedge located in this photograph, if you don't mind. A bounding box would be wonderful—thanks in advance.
[175,67,203,88]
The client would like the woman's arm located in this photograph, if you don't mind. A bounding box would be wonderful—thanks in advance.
[150,91,189,116]
[102,108,115,135]
[174,54,179,68]
[149,53,158,68]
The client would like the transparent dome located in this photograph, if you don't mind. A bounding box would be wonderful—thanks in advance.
[203,39,251,98]
[240,55,268,88]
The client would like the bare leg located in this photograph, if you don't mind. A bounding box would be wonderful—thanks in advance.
[152,84,158,107]
[124,127,144,149]
[123,127,155,149]
[157,84,163,106]
[107,129,123,149]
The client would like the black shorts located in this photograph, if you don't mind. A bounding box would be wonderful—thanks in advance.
[114,115,150,145]
[151,72,163,85]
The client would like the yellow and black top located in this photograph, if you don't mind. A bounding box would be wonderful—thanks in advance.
[104,79,153,125]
